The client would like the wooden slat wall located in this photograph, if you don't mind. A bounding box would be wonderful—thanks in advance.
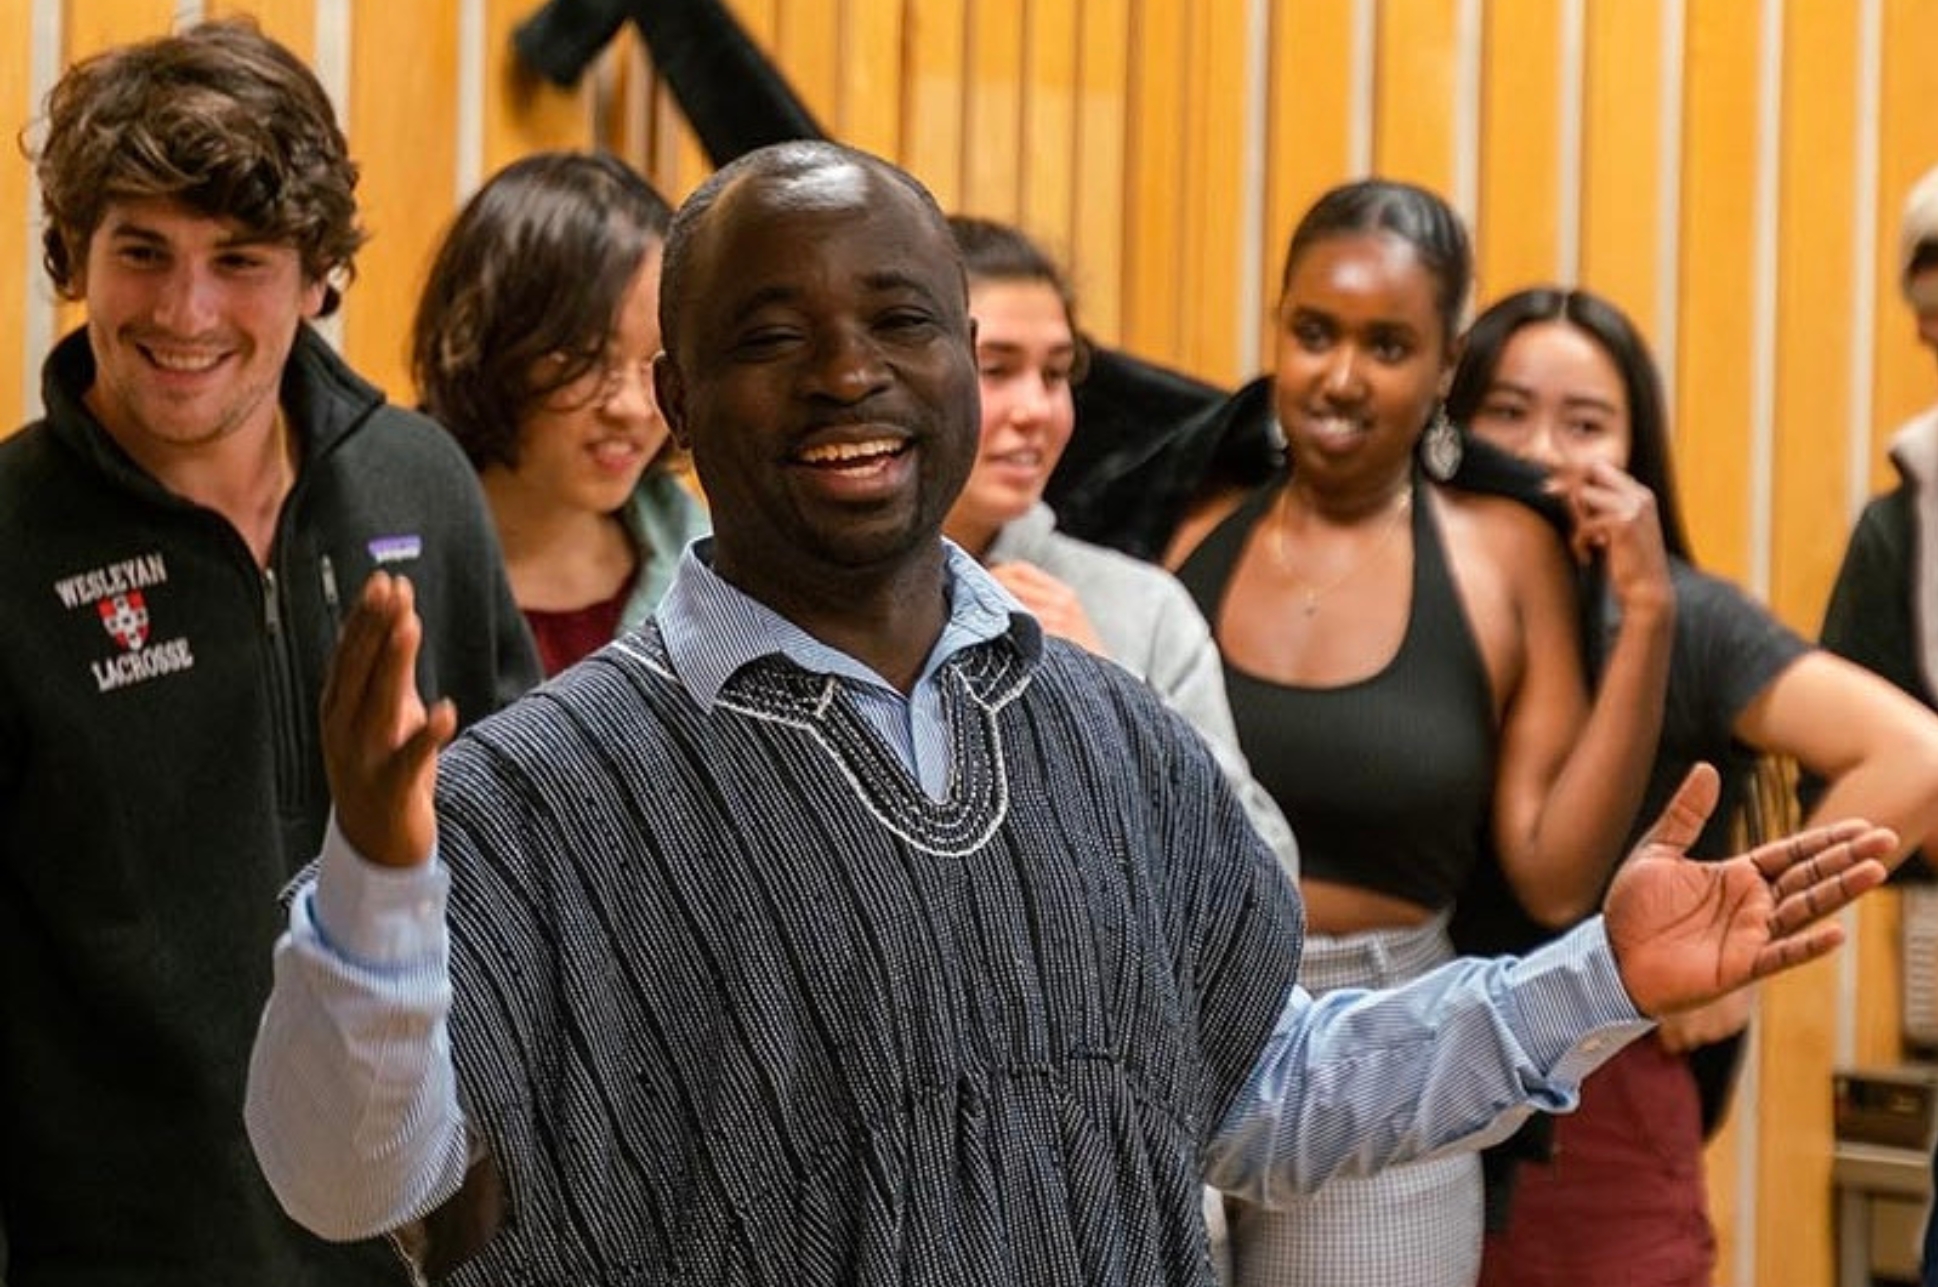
[1477,0,1564,306]
[1020,0,1077,270]
[1675,0,1764,586]
[1874,0,1938,486]
[1578,0,1669,350]
[344,0,461,399]
[62,0,178,61]
[1262,1,1361,365]
[903,0,967,212]
[1177,1,1248,379]
[846,0,905,159]
[6,1,1938,1281]
[1121,0,1188,364]
[1070,0,1129,339]
[481,0,593,178]
[1374,0,1463,199]
[963,0,1023,220]
[0,0,34,429]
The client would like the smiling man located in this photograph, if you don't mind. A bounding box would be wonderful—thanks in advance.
[0,19,538,1287]
[247,141,1897,1286]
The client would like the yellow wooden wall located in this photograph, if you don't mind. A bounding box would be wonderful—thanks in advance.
[5,0,1938,1282]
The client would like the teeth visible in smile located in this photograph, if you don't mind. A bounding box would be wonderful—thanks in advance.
[1310,415,1364,435]
[591,441,641,465]
[797,437,902,465]
[146,348,223,373]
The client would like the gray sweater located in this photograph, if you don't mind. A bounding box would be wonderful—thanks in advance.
[988,503,1299,877]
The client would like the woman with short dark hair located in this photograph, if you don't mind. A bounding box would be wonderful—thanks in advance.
[412,151,708,675]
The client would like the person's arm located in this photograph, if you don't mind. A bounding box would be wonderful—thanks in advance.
[1656,987,1753,1053]
[1736,649,1938,865]
[1207,763,1893,1205]
[1483,469,1676,926]
[514,0,826,162]
[1205,918,1649,1206]
[245,824,469,1238]
[247,572,462,1237]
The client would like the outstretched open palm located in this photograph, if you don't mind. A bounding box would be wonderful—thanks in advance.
[1604,764,1895,1017]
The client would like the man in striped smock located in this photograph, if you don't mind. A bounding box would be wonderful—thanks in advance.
[246,140,1895,1286]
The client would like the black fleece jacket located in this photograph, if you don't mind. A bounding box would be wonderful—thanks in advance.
[0,326,539,1286]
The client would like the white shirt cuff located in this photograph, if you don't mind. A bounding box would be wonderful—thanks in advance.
[1504,917,1655,1082]
[309,812,448,969]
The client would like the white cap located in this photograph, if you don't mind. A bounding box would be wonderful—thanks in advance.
[1901,164,1938,293]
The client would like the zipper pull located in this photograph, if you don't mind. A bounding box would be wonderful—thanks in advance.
[319,554,342,633]
[262,567,281,635]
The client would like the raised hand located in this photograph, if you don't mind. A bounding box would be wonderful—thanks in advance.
[1550,459,1673,616]
[1604,763,1894,1017]
[319,572,454,869]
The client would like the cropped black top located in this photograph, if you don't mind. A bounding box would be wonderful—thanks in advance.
[1176,473,1498,910]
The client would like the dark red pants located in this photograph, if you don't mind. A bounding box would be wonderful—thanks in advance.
[1478,1033,1716,1287]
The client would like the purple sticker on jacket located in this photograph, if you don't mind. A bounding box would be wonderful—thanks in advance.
[367,535,423,565]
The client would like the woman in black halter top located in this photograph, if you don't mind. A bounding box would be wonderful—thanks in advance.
[1160,182,1677,1287]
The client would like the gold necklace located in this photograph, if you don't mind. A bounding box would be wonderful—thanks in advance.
[1271,483,1412,617]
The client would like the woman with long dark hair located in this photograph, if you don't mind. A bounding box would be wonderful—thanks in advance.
[1450,284,1938,1286]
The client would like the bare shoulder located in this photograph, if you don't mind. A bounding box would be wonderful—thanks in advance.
[1430,486,1577,685]
[1163,483,1250,571]
[1433,485,1571,581]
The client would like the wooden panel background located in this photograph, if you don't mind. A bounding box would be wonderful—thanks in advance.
[5,0,1938,1281]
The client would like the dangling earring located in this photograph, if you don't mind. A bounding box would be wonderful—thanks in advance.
[1420,405,1462,481]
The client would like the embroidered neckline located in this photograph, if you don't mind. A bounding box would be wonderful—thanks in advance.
[715,652,1022,858]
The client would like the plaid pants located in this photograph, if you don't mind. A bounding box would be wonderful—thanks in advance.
[1223,915,1483,1287]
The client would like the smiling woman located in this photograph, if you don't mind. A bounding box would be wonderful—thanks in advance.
[411,150,709,676]
[1165,180,1676,1287]
[942,239,1082,561]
